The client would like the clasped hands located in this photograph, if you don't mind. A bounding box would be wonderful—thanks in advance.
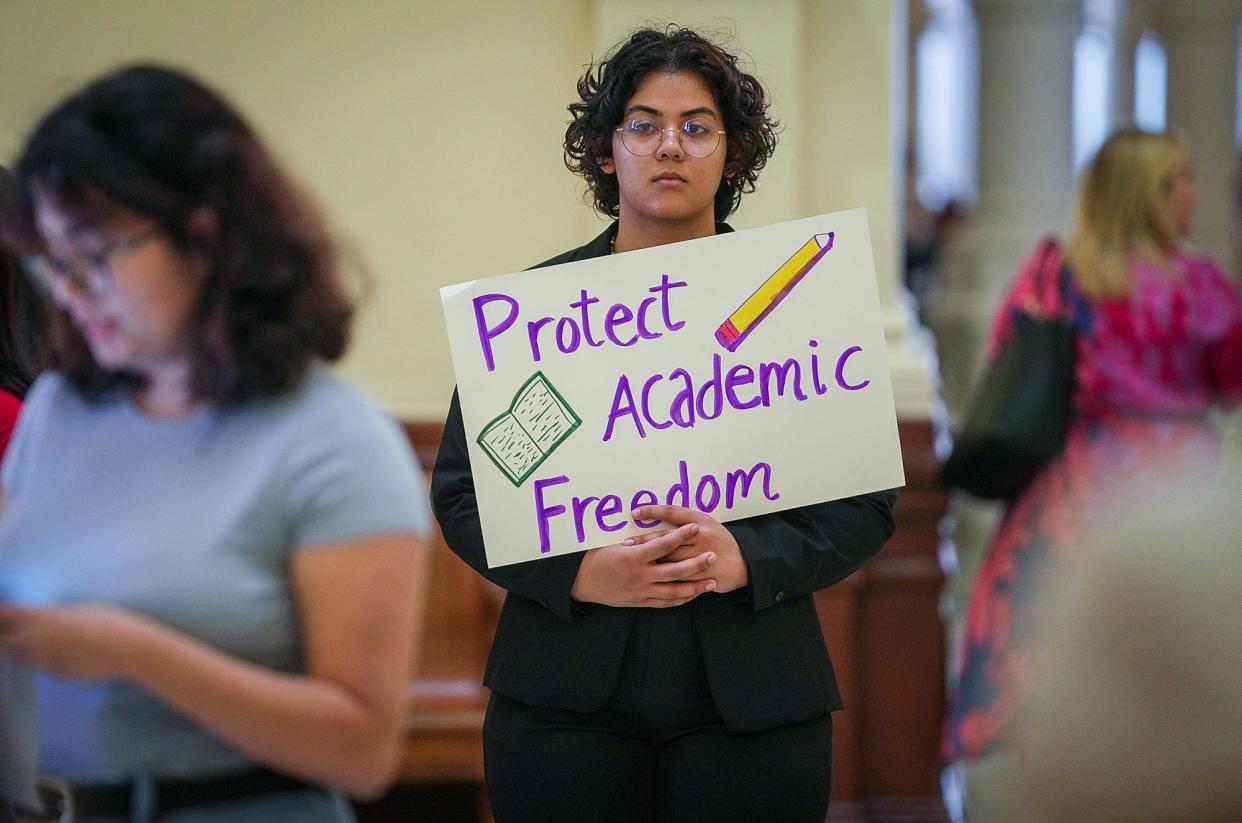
[570,504,748,608]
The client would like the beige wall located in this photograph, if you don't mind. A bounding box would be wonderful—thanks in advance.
[0,0,903,419]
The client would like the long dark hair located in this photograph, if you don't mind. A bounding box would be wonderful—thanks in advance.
[6,64,352,404]
[0,165,47,398]
[564,26,779,221]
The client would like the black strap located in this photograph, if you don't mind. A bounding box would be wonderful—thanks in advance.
[69,767,318,818]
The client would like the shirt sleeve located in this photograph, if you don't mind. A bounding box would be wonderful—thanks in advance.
[1194,258,1242,407]
[985,238,1067,360]
[0,373,57,499]
[283,384,430,549]
[0,389,22,467]
[724,488,897,611]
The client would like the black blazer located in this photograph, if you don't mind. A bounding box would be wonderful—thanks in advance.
[431,222,898,732]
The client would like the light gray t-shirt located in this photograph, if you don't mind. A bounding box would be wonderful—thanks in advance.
[0,366,429,782]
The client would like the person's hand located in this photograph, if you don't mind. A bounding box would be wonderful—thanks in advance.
[571,521,717,608]
[632,505,749,594]
[0,602,161,681]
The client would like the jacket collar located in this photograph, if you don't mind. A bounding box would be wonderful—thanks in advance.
[579,220,735,262]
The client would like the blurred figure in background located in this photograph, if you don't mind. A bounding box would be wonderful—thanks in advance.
[0,65,429,822]
[942,127,1242,820]
[903,144,963,317]
[1021,476,1242,823]
[0,164,47,460]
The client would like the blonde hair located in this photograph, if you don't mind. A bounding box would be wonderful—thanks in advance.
[1065,127,1190,299]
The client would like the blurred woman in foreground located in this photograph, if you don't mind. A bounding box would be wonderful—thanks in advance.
[0,65,429,822]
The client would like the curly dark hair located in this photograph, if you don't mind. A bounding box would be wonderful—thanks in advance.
[564,26,779,222]
[6,64,352,405]
[0,166,47,398]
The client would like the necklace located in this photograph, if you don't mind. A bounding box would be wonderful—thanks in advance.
[609,234,617,255]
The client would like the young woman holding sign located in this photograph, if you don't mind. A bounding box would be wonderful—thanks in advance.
[432,27,897,822]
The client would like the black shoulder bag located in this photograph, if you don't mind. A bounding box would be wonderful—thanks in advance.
[940,256,1078,501]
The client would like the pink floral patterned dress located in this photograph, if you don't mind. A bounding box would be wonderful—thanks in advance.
[943,238,1242,760]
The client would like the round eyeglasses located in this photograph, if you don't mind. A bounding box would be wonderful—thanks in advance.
[21,225,161,299]
[615,118,726,158]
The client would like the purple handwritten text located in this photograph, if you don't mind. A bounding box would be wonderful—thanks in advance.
[533,459,780,552]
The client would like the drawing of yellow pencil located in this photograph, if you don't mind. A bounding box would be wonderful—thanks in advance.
[714,232,834,351]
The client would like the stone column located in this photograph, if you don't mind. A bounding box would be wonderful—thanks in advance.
[1079,0,1129,132]
[929,0,1079,416]
[1111,0,1157,127]
[1157,0,1241,273]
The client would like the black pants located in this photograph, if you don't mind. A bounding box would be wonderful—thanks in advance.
[484,606,833,823]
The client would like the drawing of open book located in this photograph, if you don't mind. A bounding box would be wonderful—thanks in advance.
[477,372,581,487]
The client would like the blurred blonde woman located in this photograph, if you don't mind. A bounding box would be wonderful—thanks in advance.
[943,128,1242,806]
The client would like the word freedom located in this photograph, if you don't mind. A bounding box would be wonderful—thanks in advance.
[533,458,780,552]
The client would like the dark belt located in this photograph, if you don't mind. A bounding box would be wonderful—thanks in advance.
[47,767,320,820]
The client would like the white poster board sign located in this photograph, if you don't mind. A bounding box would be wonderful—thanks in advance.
[441,209,905,567]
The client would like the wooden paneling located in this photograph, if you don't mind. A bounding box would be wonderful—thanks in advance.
[819,419,949,822]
